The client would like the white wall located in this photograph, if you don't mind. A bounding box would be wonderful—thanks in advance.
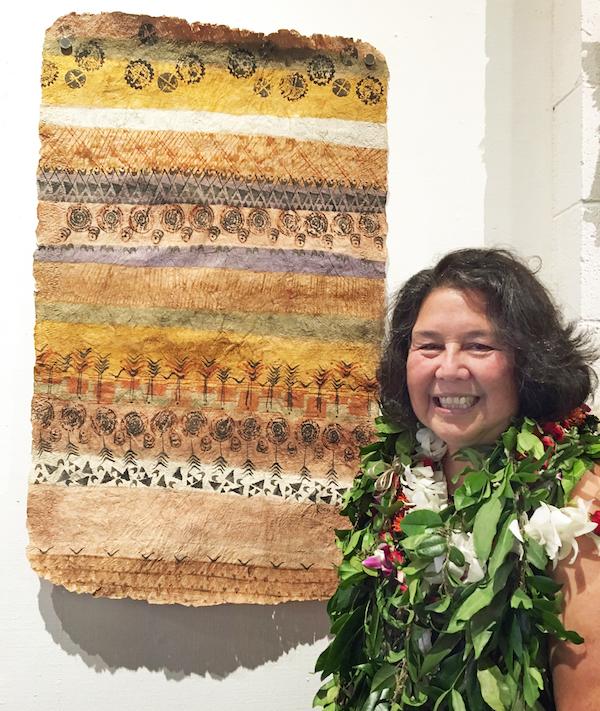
[1,2,489,710]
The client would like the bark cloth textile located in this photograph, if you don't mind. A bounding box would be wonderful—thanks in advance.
[28,12,388,605]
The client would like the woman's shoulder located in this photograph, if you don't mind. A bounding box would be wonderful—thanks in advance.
[570,462,600,502]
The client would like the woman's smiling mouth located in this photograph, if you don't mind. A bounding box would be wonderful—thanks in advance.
[433,395,480,410]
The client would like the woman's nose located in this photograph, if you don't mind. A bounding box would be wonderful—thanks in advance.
[435,349,470,380]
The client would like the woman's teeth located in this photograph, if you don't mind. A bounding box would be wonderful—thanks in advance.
[435,396,478,409]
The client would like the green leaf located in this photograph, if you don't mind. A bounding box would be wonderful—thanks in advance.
[400,509,443,536]
[414,534,447,559]
[420,633,461,676]
[425,596,452,613]
[473,496,503,562]
[454,490,477,510]
[509,615,523,660]
[449,559,513,630]
[448,546,466,567]
[375,417,403,434]
[526,575,561,596]
[463,471,487,495]
[502,426,518,453]
[450,689,467,711]
[343,528,363,555]
[477,667,508,711]
[315,606,364,675]
[525,539,548,571]
[473,628,493,659]
[511,588,533,609]
[523,667,541,707]
[360,689,383,711]
[488,514,517,577]
[517,430,544,459]
[371,662,397,693]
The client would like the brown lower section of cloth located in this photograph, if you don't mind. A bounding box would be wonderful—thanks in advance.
[27,483,345,605]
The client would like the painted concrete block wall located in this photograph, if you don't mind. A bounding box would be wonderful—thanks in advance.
[551,0,583,320]
[484,0,553,263]
[581,1,600,331]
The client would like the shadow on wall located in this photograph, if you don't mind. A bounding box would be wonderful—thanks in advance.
[39,581,330,678]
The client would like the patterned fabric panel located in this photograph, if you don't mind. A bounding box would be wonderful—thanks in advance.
[28,12,388,605]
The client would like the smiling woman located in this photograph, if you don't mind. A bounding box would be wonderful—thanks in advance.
[315,249,600,711]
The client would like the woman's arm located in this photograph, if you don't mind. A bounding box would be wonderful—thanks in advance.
[551,467,600,711]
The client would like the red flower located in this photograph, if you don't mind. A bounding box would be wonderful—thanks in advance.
[562,404,592,428]
[542,422,565,441]
[389,549,404,565]
[590,510,600,535]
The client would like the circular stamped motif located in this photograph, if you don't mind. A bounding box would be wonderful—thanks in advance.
[129,207,152,233]
[333,213,354,236]
[176,54,206,84]
[158,72,178,93]
[238,417,261,441]
[305,212,328,237]
[247,208,270,234]
[75,41,105,71]
[280,72,308,102]
[266,417,289,445]
[65,69,86,89]
[125,59,154,90]
[67,205,92,232]
[253,76,271,98]
[358,213,380,235]
[190,205,214,231]
[41,60,59,87]
[307,55,335,85]
[332,78,351,98]
[278,211,300,236]
[97,205,123,233]
[228,48,257,79]
[183,411,206,437]
[161,205,185,232]
[210,416,234,442]
[356,75,384,105]
[220,207,244,234]
[297,420,320,446]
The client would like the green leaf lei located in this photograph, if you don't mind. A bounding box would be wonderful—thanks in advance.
[315,408,600,711]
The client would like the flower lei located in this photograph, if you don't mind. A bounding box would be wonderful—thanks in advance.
[314,406,600,711]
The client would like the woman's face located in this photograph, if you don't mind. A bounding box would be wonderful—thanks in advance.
[406,287,519,452]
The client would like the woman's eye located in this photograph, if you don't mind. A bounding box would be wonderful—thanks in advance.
[418,343,443,351]
[466,343,493,352]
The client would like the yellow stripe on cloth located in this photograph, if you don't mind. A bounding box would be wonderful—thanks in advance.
[42,58,387,124]
[34,319,379,369]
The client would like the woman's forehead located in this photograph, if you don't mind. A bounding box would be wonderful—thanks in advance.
[413,287,492,331]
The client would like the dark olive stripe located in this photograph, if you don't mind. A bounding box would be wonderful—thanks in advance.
[37,168,387,213]
[42,39,387,82]
[34,244,385,279]
[36,302,383,343]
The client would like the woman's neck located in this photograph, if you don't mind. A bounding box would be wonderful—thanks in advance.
[442,449,468,496]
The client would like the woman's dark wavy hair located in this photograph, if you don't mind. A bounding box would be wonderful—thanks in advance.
[378,248,598,426]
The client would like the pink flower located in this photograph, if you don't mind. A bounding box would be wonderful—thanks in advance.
[363,543,404,576]
[591,510,600,536]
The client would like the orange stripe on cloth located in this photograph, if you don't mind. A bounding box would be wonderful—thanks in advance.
[39,124,387,188]
[34,261,385,319]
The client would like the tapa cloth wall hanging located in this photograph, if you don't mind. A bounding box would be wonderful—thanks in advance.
[28,12,388,605]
